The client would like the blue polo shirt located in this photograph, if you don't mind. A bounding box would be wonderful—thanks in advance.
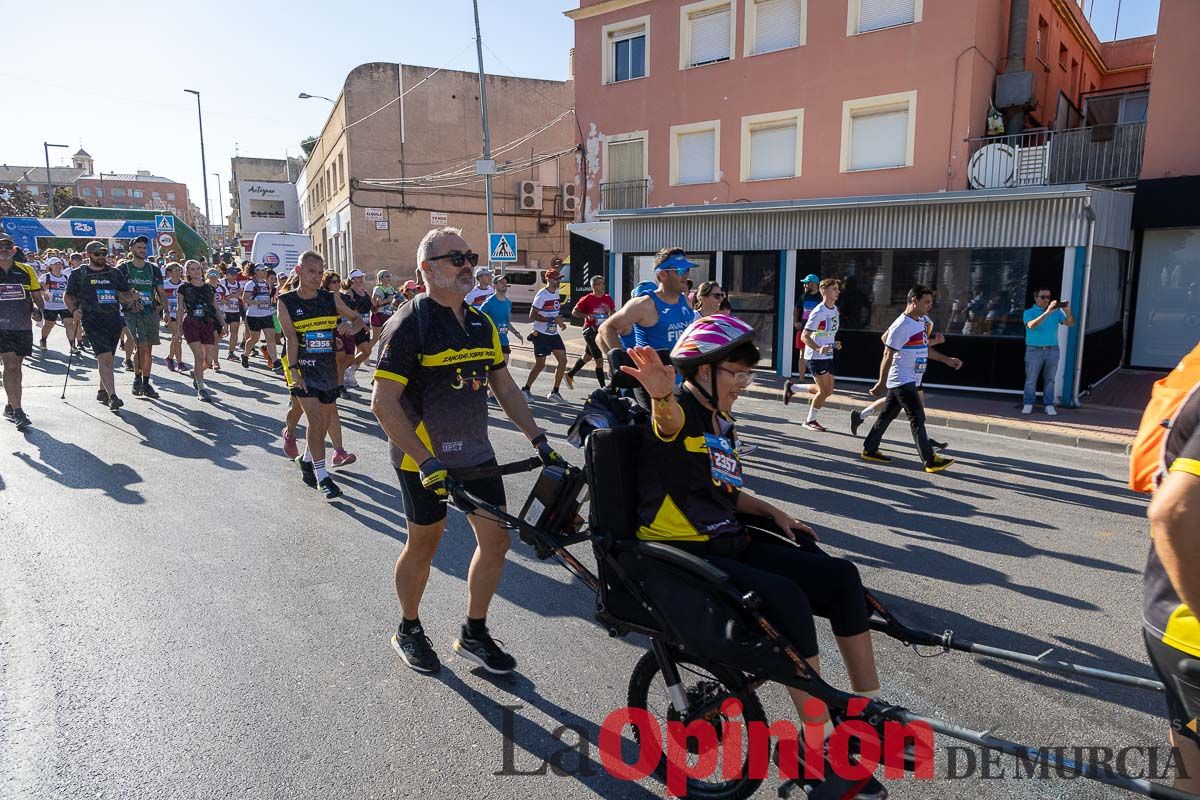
[1023,306,1066,347]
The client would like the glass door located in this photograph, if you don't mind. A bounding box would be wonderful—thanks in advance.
[723,251,781,366]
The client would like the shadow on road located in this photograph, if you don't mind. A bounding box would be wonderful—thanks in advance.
[9,428,145,504]
[436,667,665,800]
[867,589,1162,717]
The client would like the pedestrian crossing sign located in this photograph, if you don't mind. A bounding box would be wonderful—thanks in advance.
[155,215,175,233]
[488,232,517,263]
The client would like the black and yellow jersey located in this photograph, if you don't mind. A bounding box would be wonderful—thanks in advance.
[374,294,505,472]
[0,260,41,330]
[636,388,743,543]
[1144,385,1200,657]
[279,288,339,392]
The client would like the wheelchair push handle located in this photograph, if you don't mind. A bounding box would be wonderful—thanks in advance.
[442,457,545,514]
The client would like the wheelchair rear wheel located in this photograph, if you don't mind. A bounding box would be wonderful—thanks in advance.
[627,650,767,800]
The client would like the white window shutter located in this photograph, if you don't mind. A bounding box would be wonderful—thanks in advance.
[850,109,909,170]
[689,7,731,66]
[754,0,802,54]
[678,129,716,184]
[857,0,915,33]
[749,124,797,180]
[607,139,644,182]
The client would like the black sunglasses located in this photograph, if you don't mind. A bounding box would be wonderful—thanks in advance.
[428,250,480,268]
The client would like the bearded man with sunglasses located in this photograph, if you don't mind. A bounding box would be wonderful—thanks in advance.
[64,241,139,412]
[372,227,561,675]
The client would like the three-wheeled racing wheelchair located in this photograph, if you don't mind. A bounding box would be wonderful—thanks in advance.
[442,354,1194,800]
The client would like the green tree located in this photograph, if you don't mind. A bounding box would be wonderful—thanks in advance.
[52,186,89,214]
[300,136,318,158]
[0,183,41,217]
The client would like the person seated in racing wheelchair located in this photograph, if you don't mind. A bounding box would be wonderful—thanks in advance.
[619,314,888,781]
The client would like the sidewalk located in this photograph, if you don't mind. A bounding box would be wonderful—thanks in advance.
[506,326,1142,455]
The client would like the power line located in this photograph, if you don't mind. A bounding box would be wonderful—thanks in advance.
[398,109,575,183]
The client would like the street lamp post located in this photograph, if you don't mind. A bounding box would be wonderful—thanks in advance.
[213,172,225,251]
[298,92,334,103]
[184,89,212,253]
[43,142,69,216]
[472,0,496,235]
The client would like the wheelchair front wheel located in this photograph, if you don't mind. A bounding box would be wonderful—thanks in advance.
[626,650,767,800]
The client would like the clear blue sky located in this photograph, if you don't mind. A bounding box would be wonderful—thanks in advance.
[0,0,1158,221]
[0,0,576,222]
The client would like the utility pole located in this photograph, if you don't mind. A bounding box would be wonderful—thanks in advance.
[472,0,495,236]
[184,90,212,253]
[213,173,225,250]
[43,142,68,216]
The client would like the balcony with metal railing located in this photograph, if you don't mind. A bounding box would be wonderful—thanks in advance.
[965,121,1145,190]
[599,178,648,211]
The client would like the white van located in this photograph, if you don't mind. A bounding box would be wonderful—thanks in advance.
[496,266,543,305]
[250,232,312,278]
[497,263,570,306]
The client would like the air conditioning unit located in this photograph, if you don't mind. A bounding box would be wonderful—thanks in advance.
[519,180,542,211]
[561,183,579,213]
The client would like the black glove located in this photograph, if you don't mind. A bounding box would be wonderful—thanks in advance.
[532,434,563,468]
[418,457,448,498]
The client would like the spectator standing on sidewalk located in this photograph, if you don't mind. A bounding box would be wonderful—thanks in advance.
[1022,287,1074,416]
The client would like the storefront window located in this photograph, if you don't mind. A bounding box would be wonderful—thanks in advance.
[724,251,780,366]
[799,248,1037,337]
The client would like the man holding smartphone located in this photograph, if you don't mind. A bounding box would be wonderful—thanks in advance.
[1022,287,1075,416]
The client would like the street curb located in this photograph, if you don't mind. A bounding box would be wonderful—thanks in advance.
[505,346,1134,456]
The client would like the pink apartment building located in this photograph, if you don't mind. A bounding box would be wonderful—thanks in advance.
[566,0,1197,400]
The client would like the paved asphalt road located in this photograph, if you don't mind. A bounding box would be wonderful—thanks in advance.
[0,344,1169,800]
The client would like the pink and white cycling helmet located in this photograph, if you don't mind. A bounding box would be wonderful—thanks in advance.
[669,314,756,368]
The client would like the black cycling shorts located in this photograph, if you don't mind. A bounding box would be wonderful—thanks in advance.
[532,332,565,358]
[1144,630,1200,744]
[0,329,33,357]
[290,385,342,405]
[245,314,275,333]
[395,458,506,526]
[810,358,835,377]
[83,318,125,355]
[582,327,603,359]
[42,309,72,322]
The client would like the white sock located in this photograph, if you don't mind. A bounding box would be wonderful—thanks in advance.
[858,688,881,699]
[313,459,329,481]
[860,406,875,421]
[302,449,313,463]
[806,406,818,423]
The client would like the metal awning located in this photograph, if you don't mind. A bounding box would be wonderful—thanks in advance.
[601,185,1133,253]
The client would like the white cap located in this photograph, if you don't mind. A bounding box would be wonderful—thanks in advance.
[46,256,64,266]
[348,269,365,279]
